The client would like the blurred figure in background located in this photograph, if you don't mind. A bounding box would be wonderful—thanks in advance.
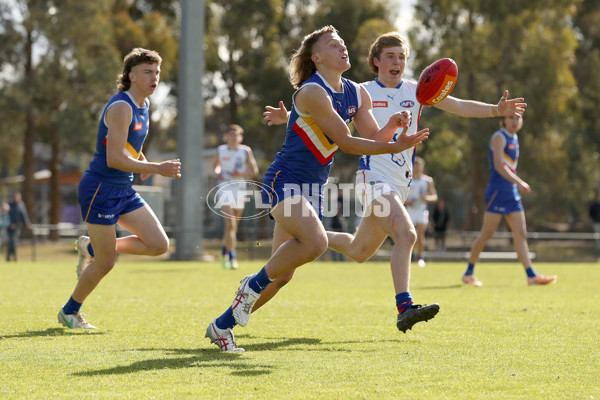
[590,192,600,252]
[213,124,259,269]
[432,198,450,251]
[405,156,437,267]
[0,202,10,253]
[6,192,31,262]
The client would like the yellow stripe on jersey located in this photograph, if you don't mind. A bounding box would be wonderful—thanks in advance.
[126,142,141,159]
[503,153,517,171]
[295,115,338,157]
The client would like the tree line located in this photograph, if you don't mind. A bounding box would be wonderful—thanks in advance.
[0,0,598,237]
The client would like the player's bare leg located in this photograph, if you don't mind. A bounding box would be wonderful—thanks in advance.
[505,211,557,285]
[221,205,242,268]
[263,196,328,278]
[71,223,118,304]
[251,223,295,312]
[468,212,503,264]
[463,212,502,286]
[413,222,428,267]
[115,205,170,256]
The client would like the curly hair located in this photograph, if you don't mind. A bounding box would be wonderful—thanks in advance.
[117,48,162,91]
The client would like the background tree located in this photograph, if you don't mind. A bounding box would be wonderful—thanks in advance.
[410,0,582,230]
[572,0,600,201]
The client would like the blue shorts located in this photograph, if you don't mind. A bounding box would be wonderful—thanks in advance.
[261,165,324,220]
[485,189,523,215]
[79,171,147,225]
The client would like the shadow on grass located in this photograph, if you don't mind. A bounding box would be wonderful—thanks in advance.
[73,347,270,377]
[128,268,196,274]
[72,335,392,377]
[412,284,462,290]
[1,327,105,339]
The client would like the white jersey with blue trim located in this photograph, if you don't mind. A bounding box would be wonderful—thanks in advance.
[358,79,422,187]
[217,144,250,184]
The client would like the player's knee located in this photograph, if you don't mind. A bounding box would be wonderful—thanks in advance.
[95,258,116,275]
[305,236,328,260]
[388,216,417,247]
[406,227,417,247]
[148,237,170,256]
[352,250,370,264]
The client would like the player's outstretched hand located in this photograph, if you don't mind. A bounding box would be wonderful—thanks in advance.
[389,110,411,128]
[157,159,181,178]
[263,101,288,126]
[498,90,527,117]
[392,127,429,153]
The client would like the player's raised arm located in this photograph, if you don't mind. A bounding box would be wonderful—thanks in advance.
[295,85,424,155]
[263,101,289,126]
[435,90,527,118]
[106,103,180,178]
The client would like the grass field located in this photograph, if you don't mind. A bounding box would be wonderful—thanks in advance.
[1,253,599,399]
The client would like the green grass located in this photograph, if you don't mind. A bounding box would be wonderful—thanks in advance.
[1,255,599,399]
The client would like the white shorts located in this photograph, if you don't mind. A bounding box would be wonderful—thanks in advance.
[407,207,429,225]
[215,181,247,210]
[355,170,409,216]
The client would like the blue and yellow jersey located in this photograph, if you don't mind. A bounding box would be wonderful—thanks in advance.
[487,128,519,195]
[272,72,361,184]
[88,91,150,185]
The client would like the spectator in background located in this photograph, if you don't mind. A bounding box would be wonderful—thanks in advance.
[0,202,10,253]
[6,192,31,261]
[590,192,600,251]
[432,198,450,251]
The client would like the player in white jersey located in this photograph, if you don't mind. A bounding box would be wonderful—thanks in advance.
[264,32,527,333]
[405,157,438,267]
[213,124,259,269]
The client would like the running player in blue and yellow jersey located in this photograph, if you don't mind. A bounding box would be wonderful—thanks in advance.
[205,26,429,352]
[57,48,181,329]
[462,114,557,286]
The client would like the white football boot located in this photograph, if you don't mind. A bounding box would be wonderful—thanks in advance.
[58,308,97,329]
[231,274,260,327]
[205,319,245,352]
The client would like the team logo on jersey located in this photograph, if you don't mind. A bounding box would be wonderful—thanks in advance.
[373,101,388,108]
[507,144,516,150]
[400,100,415,108]
[347,106,356,116]
[133,122,143,131]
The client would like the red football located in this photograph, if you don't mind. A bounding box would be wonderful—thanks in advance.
[415,58,458,106]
